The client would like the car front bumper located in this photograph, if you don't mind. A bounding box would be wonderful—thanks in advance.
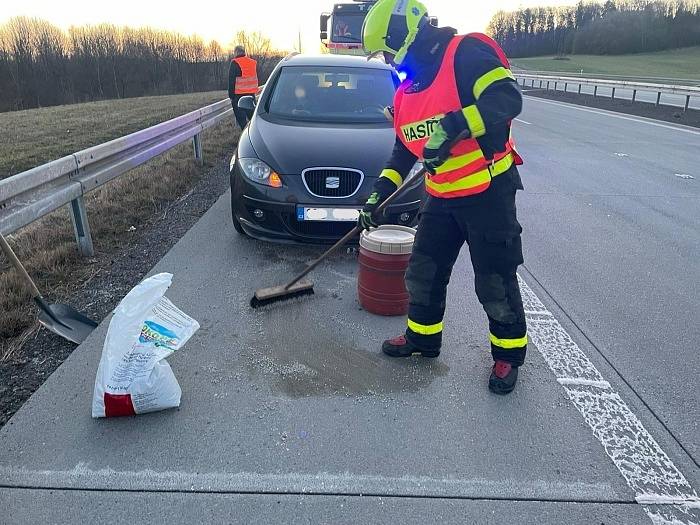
[231,168,423,244]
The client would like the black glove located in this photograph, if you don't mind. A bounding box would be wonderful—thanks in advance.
[422,110,468,174]
[357,177,397,231]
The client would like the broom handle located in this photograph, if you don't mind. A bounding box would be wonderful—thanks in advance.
[0,232,42,299]
[283,133,467,291]
[283,166,428,291]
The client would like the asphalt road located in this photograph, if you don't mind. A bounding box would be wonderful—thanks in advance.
[1,98,699,524]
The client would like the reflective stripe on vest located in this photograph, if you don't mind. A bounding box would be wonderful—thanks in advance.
[233,56,259,95]
[393,34,519,199]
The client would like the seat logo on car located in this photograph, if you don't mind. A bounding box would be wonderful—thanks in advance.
[326,177,341,189]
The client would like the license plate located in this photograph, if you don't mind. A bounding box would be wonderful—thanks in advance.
[297,207,360,222]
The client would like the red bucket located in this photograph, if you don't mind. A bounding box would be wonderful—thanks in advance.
[358,225,416,316]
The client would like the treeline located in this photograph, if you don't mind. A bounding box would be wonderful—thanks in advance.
[487,0,700,57]
[0,18,284,112]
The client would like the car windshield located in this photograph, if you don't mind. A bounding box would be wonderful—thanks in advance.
[331,14,364,43]
[266,66,397,124]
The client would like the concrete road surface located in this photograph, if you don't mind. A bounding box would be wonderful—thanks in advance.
[1,98,699,524]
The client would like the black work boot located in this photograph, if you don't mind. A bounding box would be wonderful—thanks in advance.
[488,360,519,395]
[382,335,440,358]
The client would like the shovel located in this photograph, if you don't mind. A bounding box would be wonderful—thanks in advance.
[0,232,98,344]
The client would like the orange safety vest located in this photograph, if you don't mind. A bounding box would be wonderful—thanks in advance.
[393,34,522,199]
[233,56,259,95]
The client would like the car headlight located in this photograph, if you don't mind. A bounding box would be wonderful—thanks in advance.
[238,158,282,188]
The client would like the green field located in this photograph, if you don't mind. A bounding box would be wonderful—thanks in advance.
[0,91,228,179]
[512,46,700,81]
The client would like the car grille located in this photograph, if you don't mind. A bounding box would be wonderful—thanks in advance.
[302,168,363,198]
[282,214,357,239]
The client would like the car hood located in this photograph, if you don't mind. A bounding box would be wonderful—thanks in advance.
[248,116,397,177]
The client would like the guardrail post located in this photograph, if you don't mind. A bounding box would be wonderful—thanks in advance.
[578,84,582,94]
[684,95,691,112]
[632,90,637,102]
[611,87,616,100]
[656,92,661,106]
[192,133,203,165]
[594,86,598,97]
[564,82,568,92]
[547,81,550,90]
[69,196,94,257]
[539,80,543,88]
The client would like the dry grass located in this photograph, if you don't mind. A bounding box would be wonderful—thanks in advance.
[0,92,238,362]
[0,91,229,178]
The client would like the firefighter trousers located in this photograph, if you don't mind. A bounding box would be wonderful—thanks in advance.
[404,172,528,366]
[230,95,250,130]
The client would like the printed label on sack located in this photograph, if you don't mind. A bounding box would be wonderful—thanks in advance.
[105,297,196,394]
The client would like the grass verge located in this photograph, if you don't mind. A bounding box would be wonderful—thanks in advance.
[512,46,700,81]
[1,92,238,362]
[0,91,230,178]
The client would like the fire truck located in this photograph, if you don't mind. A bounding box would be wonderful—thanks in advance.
[321,1,437,55]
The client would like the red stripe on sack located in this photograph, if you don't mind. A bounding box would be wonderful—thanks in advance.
[104,393,136,417]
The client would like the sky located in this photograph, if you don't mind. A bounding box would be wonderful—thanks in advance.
[0,0,576,53]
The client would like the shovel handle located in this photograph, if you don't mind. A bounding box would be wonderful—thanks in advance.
[0,232,42,299]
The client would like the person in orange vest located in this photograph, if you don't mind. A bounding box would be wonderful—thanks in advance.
[359,0,527,395]
[228,45,259,130]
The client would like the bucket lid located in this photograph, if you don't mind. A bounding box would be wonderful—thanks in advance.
[360,225,416,255]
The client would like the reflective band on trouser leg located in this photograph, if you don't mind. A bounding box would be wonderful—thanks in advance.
[489,331,527,367]
[489,333,528,349]
[462,105,486,138]
[426,154,514,198]
[473,66,515,100]
[379,168,403,187]
[408,319,444,335]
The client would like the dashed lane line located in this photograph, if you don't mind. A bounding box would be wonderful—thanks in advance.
[518,274,700,524]
[515,118,532,125]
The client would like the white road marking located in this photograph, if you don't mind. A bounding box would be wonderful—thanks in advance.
[515,118,532,125]
[675,173,695,180]
[518,275,700,525]
[556,377,610,389]
[524,96,700,136]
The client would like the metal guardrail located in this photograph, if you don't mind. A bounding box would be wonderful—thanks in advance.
[512,69,700,86]
[0,99,232,256]
[516,73,700,111]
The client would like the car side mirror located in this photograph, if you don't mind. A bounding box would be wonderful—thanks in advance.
[238,96,256,111]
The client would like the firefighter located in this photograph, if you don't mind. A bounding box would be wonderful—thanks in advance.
[228,45,259,130]
[358,0,527,394]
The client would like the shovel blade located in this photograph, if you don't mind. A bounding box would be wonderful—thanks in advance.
[38,303,98,344]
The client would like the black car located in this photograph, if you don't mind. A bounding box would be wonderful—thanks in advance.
[229,54,424,243]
